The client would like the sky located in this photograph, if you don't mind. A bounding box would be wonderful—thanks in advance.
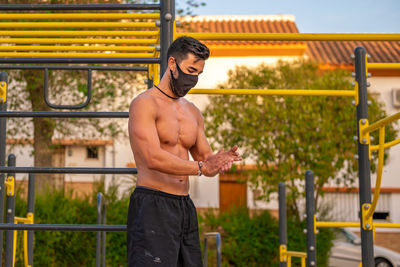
[190,0,400,33]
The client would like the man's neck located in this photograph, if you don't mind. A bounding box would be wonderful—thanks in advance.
[156,74,175,97]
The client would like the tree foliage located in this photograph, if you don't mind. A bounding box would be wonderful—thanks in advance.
[203,60,397,217]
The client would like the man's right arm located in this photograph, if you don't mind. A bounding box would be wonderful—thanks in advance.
[129,96,200,176]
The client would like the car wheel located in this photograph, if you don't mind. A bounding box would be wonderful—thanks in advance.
[375,258,393,267]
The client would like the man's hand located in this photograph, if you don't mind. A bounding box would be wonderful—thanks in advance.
[201,146,242,177]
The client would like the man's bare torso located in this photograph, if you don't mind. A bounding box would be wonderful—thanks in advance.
[129,88,199,195]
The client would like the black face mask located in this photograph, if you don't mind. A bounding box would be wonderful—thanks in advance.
[170,62,198,97]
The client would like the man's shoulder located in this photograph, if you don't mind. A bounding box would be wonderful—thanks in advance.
[182,98,202,119]
[181,98,198,111]
[130,91,157,110]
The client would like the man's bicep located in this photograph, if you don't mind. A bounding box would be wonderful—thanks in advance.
[129,98,160,156]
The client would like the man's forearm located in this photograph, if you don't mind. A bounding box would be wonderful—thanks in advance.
[147,148,199,176]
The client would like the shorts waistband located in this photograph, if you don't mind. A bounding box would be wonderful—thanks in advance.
[134,186,190,200]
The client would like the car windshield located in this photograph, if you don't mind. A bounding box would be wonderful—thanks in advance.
[336,229,359,244]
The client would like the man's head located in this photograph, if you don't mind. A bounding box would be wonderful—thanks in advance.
[166,36,210,97]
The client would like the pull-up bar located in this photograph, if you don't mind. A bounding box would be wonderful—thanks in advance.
[189,88,356,97]
[176,32,400,41]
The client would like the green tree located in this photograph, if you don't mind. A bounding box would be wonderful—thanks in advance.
[204,60,397,218]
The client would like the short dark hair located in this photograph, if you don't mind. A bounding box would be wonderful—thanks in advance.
[167,36,210,63]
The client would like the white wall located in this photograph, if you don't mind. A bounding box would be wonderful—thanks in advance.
[64,145,105,183]
[368,77,400,188]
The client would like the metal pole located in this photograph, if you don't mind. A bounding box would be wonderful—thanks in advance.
[203,237,208,267]
[96,193,102,267]
[215,233,221,267]
[160,0,175,75]
[27,173,35,266]
[278,182,287,267]
[305,170,317,267]
[354,46,374,266]
[5,154,16,267]
[102,201,106,267]
[0,71,8,267]
[203,233,221,267]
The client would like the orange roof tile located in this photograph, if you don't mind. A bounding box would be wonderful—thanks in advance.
[306,41,400,65]
[177,15,302,46]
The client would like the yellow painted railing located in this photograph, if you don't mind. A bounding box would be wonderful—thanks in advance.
[280,245,307,267]
[0,22,158,28]
[0,30,159,37]
[0,12,161,58]
[13,213,34,267]
[358,112,400,221]
[0,13,160,20]
[0,52,153,58]
[189,88,356,97]
[176,32,400,41]
[287,251,307,267]
[361,112,400,134]
[0,38,158,45]
[0,46,156,52]
[367,63,400,70]
[316,221,400,229]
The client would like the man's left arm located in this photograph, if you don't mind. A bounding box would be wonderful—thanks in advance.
[189,110,213,162]
[189,107,241,173]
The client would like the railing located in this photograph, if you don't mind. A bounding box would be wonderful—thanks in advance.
[278,183,309,267]
[203,232,222,267]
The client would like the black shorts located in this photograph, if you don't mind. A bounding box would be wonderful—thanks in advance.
[127,186,203,267]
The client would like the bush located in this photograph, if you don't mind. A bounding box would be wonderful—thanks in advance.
[12,182,129,267]
[200,207,334,267]
[10,185,334,266]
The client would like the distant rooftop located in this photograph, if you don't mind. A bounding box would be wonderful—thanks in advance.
[179,14,295,22]
[177,14,300,46]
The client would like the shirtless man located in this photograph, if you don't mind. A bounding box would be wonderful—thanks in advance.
[127,36,242,267]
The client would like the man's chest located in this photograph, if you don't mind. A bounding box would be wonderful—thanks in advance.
[155,104,198,149]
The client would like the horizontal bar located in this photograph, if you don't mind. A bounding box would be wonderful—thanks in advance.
[0,167,137,174]
[0,38,157,45]
[0,58,160,64]
[362,112,400,134]
[316,221,359,228]
[0,52,153,58]
[189,89,356,97]
[14,217,31,224]
[0,13,160,20]
[367,63,400,70]
[0,4,160,11]
[0,111,129,118]
[0,45,155,52]
[316,221,400,228]
[375,223,400,228]
[0,223,127,231]
[371,138,400,151]
[177,33,400,41]
[0,22,157,28]
[286,251,307,258]
[1,31,159,37]
[0,65,148,71]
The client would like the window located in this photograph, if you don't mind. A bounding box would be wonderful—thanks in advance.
[373,212,390,220]
[87,146,99,159]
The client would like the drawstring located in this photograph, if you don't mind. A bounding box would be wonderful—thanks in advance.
[181,197,188,232]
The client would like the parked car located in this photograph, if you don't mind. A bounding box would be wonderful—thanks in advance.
[329,229,400,267]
